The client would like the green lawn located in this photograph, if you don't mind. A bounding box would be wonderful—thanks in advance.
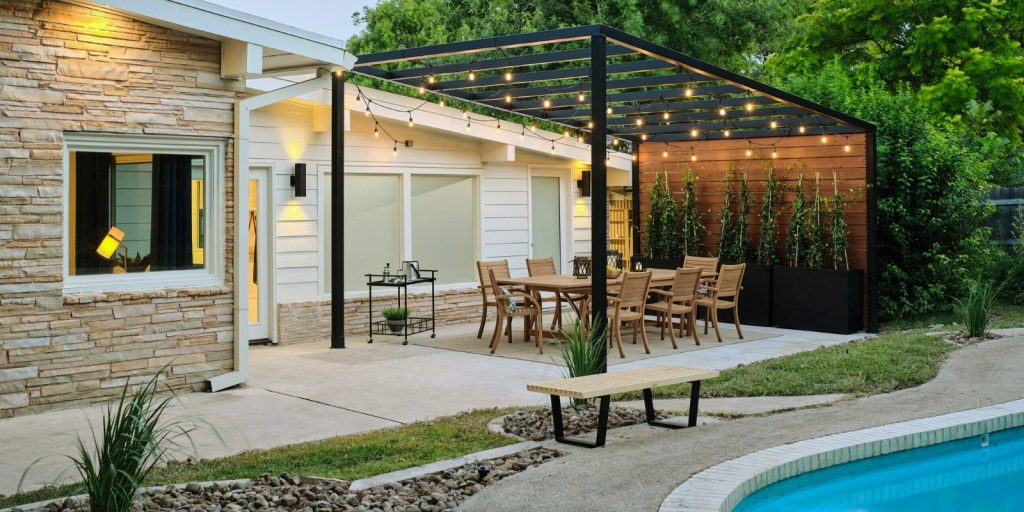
[0,408,518,508]
[881,302,1024,332]
[620,331,957,400]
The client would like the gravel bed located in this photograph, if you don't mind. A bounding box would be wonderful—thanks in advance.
[502,403,668,441]
[25,448,561,512]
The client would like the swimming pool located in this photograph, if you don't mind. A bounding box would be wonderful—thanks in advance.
[734,425,1024,511]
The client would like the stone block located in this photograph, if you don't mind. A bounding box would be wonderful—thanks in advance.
[112,303,157,319]
[0,85,64,104]
[0,366,38,382]
[56,58,129,81]
[0,392,28,410]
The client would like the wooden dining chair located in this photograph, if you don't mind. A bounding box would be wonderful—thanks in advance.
[683,255,719,280]
[476,260,514,339]
[606,270,652,358]
[696,263,746,342]
[644,267,702,348]
[526,257,583,330]
[486,268,543,354]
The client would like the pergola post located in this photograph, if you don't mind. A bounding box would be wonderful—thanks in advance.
[590,34,608,372]
[331,70,346,349]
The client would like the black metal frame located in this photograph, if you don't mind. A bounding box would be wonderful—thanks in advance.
[333,24,881,349]
[365,270,438,345]
[549,380,702,448]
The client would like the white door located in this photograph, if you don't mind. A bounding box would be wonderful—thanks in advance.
[247,168,271,341]
[531,175,563,272]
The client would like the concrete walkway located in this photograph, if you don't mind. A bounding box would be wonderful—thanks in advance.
[457,334,1024,512]
[0,321,863,495]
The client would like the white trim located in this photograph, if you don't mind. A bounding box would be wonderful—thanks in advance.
[62,133,226,295]
[246,166,274,341]
[84,0,354,71]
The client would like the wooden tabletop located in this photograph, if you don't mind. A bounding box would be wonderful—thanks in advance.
[497,268,677,293]
[527,365,720,399]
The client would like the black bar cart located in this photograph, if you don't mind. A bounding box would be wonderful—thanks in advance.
[365,261,437,345]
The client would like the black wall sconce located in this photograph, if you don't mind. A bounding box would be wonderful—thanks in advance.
[576,170,591,197]
[290,163,307,197]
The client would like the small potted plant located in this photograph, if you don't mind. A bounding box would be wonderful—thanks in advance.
[607,264,622,280]
[381,307,409,334]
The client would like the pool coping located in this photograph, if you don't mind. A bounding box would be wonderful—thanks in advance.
[659,398,1024,512]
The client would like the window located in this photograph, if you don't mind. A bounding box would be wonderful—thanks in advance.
[64,135,224,292]
[332,173,402,293]
[411,175,476,285]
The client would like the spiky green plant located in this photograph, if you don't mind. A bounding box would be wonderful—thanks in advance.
[736,173,752,263]
[955,278,1004,338]
[557,317,608,405]
[717,169,737,262]
[643,172,680,260]
[65,370,196,512]
[680,170,705,256]
[805,173,828,268]
[786,174,808,267]
[757,165,781,265]
[830,171,850,270]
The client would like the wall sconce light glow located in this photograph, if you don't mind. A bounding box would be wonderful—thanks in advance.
[95,226,125,259]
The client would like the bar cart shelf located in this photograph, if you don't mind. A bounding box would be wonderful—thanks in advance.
[365,267,437,345]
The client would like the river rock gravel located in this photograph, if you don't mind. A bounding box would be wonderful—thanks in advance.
[502,403,668,441]
[23,448,561,512]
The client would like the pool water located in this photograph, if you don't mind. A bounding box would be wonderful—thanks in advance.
[734,426,1024,511]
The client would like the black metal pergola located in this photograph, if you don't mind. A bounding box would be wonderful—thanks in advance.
[330,24,878,353]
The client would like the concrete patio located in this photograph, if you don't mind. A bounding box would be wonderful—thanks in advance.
[0,321,865,495]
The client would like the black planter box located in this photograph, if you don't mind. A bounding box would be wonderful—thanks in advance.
[772,266,864,334]
[719,264,773,327]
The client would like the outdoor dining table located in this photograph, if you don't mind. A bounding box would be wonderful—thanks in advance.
[496,268,678,340]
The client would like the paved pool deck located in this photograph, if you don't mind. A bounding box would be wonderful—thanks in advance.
[0,321,864,496]
[457,331,1024,512]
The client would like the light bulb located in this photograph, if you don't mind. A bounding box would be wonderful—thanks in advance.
[496,120,501,133]
[798,125,806,134]
[530,124,536,132]
[364,105,370,116]
[844,144,851,152]
[636,118,643,126]
[587,121,594,129]
[821,135,828,144]
[746,148,752,157]
[578,93,585,102]
[563,130,570,138]
[468,70,476,81]
[641,133,647,141]
[505,93,513,103]
[408,113,414,127]
[690,153,697,162]
[663,112,670,120]
[577,135,583,143]
[745,103,753,112]
[550,142,555,154]
[690,129,698,137]
[632,154,638,162]
[462,110,468,119]
[392,142,397,156]
[504,71,512,82]
[719,107,726,116]
[612,138,618,147]
[438,100,445,108]
[724,130,731,137]
[466,120,471,131]
[770,120,777,129]
[771,147,778,159]
[662,148,668,158]
[418,85,426,94]
[520,128,525,140]
[373,125,379,138]
[428,75,435,84]
[607,107,613,115]
[684,88,693,97]
[543,99,552,108]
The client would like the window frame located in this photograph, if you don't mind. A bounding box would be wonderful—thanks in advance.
[62,133,226,294]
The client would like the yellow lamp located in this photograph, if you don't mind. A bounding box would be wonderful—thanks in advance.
[96,226,127,270]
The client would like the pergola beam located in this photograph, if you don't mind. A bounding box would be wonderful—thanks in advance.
[643,123,862,142]
[470,72,714,103]
[506,84,744,111]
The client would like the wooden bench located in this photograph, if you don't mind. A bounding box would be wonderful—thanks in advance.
[527,365,719,448]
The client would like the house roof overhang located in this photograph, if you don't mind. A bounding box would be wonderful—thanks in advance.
[83,0,356,76]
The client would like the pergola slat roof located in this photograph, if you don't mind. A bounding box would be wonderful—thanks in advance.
[353,25,871,145]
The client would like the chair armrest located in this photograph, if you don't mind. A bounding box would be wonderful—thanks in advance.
[607,296,622,306]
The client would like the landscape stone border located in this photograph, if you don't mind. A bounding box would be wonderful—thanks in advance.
[659,398,1024,511]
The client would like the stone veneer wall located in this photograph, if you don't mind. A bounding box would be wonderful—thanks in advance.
[276,288,483,345]
[0,0,242,417]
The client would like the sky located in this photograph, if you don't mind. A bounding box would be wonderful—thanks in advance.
[207,0,376,44]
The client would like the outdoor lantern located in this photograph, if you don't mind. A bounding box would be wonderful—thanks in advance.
[291,163,307,197]
[631,257,646,272]
[96,226,128,270]
[577,170,591,198]
[572,256,592,279]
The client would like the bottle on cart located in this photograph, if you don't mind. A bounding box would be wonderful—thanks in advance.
[383,263,390,278]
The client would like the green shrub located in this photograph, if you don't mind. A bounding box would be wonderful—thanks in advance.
[643,172,680,260]
[557,319,608,405]
[829,171,850,269]
[805,173,828,268]
[757,165,781,265]
[717,169,738,262]
[955,278,1003,338]
[680,170,706,256]
[381,307,409,321]
[786,174,808,267]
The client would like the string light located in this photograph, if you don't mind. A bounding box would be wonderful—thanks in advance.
[356,93,361,103]
[641,133,648,141]
[462,110,469,119]
[543,98,552,108]
[496,120,501,133]
[505,93,513,103]
[587,121,594,129]
[418,85,426,94]
[821,134,828,144]
[408,112,414,128]
[724,129,731,137]
[364,104,371,116]
[746,141,753,157]
[550,141,555,154]
[578,93,585,102]
[530,124,537,132]
[684,88,693,97]
[719,106,727,116]
[466,119,471,131]
[769,120,778,129]
[563,130,570,138]
[427,75,436,84]
[690,147,697,161]
[771,145,778,159]
[745,102,754,112]
[632,153,638,162]
[520,126,525,140]
[844,136,851,152]
[690,128,698,138]
[662,143,668,158]
[612,138,619,147]
[373,123,379,138]
[438,100,445,108]
[504,70,513,82]
[577,134,584,143]
[663,111,670,121]
[468,70,476,81]
[606,107,613,115]
[798,125,806,134]
[635,118,644,126]
[392,141,398,156]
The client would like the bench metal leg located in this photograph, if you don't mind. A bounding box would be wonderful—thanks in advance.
[643,380,701,428]
[551,394,609,448]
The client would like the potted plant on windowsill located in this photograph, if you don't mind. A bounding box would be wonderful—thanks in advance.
[772,172,864,334]
[381,307,409,334]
